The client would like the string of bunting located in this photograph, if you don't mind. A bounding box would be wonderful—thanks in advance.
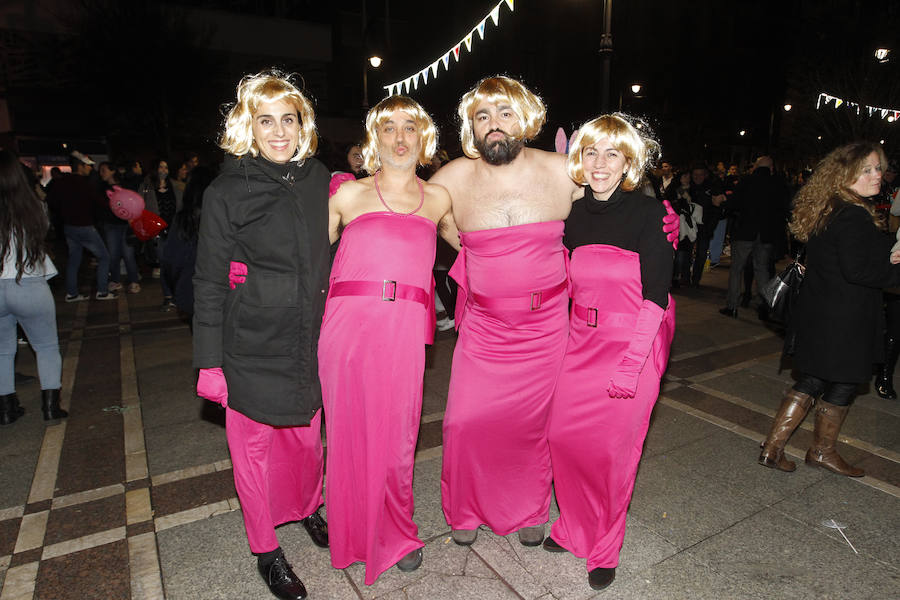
[382,0,515,96]
[817,92,900,121]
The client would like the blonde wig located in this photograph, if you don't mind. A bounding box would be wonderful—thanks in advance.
[566,113,660,191]
[790,142,887,242]
[218,70,317,161]
[457,76,546,159]
[361,95,437,174]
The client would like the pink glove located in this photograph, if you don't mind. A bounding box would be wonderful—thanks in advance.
[661,200,679,250]
[197,367,228,406]
[329,172,355,198]
[229,261,247,290]
[609,300,666,398]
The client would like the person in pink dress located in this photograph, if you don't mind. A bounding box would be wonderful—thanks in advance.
[319,95,453,585]
[543,114,675,591]
[193,71,330,600]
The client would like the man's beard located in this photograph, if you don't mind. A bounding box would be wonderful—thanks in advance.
[475,130,524,165]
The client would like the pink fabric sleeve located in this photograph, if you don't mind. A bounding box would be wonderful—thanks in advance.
[329,173,356,198]
[197,367,228,406]
[608,300,665,398]
[228,261,247,290]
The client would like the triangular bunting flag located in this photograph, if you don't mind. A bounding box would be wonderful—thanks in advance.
[442,53,450,70]
[504,0,515,11]
[403,78,411,94]
[477,19,486,39]
[868,106,876,116]
[490,5,500,25]
[881,109,889,119]
[430,61,439,77]
[452,44,461,61]
[464,32,473,52]
[421,68,429,85]
[834,99,843,108]
[412,73,420,90]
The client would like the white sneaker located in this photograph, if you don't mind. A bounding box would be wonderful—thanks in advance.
[95,292,118,301]
[65,294,89,303]
[436,316,455,332]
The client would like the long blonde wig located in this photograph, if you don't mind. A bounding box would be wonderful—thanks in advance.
[457,76,546,159]
[566,113,660,191]
[219,70,317,161]
[362,95,437,174]
[790,142,886,242]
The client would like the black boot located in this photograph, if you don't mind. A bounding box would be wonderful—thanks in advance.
[875,336,899,399]
[41,389,68,420]
[0,393,25,425]
[258,550,307,600]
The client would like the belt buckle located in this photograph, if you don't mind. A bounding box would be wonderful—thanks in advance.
[382,280,397,301]
[530,291,543,311]
[587,307,598,327]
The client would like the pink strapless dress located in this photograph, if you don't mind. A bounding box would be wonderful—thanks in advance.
[548,244,675,570]
[441,221,569,535]
[318,210,436,585]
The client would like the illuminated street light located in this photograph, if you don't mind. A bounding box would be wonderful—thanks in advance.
[817,135,822,140]
[888,115,896,123]
[368,56,383,68]
[739,130,746,136]
[875,48,891,63]
[783,104,792,111]
[630,84,642,94]
[881,139,886,144]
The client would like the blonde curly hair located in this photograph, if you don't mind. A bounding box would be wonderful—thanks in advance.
[457,76,545,159]
[790,142,886,242]
[361,95,437,174]
[218,69,317,161]
[566,113,660,192]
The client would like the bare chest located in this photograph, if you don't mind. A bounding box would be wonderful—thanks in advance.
[454,173,570,232]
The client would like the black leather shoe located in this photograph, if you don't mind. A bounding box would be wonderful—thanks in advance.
[300,508,328,548]
[41,389,67,420]
[395,547,423,572]
[542,537,568,553]
[258,555,307,600]
[719,307,738,318]
[588,566,616,590]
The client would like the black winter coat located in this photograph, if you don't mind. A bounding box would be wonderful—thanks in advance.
[193,155,330,425]
[793,202,900,382]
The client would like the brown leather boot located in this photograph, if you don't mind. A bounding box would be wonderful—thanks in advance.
[805,402,864,477]
[758,389,813,471]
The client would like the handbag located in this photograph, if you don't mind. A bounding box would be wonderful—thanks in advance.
[761,252,805,323]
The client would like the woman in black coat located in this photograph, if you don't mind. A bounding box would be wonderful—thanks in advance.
[759,142,900,478]
[193,70,330,600]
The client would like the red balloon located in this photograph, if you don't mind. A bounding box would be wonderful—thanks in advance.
[130,210,167,241]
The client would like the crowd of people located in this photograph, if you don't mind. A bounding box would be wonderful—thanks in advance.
[2,66,898,600]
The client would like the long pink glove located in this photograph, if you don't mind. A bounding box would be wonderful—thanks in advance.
[329,172,355,197]
[197,367,228,406]
[609,300,665,398]
[229,261,247,290]
[661,200,679,250]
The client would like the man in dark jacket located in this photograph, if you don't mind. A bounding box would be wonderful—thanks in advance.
[719,156,789,317]
[687,164,726,286]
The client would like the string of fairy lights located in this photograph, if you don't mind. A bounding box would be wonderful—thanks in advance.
[382,0,516,96]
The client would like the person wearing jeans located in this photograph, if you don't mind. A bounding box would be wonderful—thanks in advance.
[104,222,139,293]
[64,224,112,300]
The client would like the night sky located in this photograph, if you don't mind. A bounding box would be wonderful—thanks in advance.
[3,0,898,169]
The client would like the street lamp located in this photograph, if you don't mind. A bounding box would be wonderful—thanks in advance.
[630,84,642,95]
[875,48,891,63]
[783,104,792,112]
[739,130,746,137]
[362,56,383,110]
[618,83,642,110]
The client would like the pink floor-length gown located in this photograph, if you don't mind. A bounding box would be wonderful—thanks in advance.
[441,221,569,535]
[318,209,436,585]
[548,244,675,570]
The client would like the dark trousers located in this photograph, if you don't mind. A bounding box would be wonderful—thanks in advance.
[793,374,857,406]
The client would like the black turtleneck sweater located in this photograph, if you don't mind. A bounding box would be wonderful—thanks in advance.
[563,186,673,309]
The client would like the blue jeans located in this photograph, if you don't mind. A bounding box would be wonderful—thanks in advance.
[0,278,62,393]
[708,219,728,265]
[64,225,110,296]
[104,222,139,284]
